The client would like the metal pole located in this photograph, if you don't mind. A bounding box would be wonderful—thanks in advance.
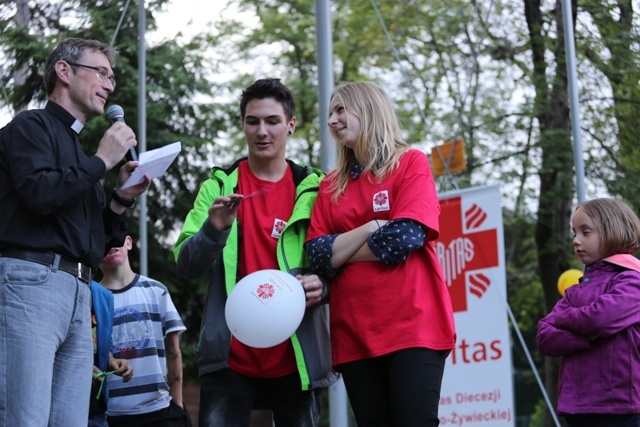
[316,0,336,173]
[561,0,586,203]
[138,0,148,275]
[315,1,349,426]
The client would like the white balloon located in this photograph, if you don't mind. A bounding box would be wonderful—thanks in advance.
[225,269,306,348]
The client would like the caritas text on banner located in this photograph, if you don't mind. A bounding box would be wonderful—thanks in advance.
[437,185,515,427]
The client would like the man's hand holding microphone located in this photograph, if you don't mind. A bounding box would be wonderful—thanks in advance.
[98,105,151,213]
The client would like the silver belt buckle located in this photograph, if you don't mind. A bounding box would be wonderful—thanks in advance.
[77,263,89,283]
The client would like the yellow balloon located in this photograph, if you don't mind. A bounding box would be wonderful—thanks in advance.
[557,269,583,296]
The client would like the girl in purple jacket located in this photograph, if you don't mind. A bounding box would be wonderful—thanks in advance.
[537,198,640,427]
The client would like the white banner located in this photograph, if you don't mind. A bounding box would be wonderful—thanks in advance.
[437,185,514,426]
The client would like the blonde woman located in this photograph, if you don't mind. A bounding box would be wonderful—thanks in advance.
[306,81,456,426]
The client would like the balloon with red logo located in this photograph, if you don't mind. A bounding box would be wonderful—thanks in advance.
[225,269,306,348]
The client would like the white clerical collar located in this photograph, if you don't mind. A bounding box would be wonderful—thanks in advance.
[71,120,84,134]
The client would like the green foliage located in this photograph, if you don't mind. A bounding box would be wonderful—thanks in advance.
[528,398,548,427]
[578,0,640,212]
[503,207,548,424]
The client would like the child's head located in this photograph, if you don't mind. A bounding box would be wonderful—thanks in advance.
[100,235,133,270]
[572,198,640,264]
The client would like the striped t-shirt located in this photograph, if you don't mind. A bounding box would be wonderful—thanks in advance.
[107,274,186,416]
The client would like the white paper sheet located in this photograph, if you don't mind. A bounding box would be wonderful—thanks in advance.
[120,141,181,189]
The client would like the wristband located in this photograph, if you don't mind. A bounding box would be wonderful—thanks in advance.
[374,219,381,229]
[111,189,135,208]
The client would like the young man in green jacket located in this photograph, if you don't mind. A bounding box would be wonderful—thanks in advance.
[174,78,338,427]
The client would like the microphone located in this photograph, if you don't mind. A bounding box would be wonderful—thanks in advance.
[106,105,138,162]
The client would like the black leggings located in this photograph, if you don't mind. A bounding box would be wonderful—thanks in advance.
[338,348,447,427]
[564,414,640,427]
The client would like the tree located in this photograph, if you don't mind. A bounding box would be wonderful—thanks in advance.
[522,2,575,424]
[579,1,640,209]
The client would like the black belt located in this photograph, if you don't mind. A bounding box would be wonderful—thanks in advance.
[0,248,92,284]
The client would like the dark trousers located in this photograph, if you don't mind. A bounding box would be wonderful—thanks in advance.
[198,369,321,427]
[338,348,447,427]
[107,400,192,427]
[565,414,640,427]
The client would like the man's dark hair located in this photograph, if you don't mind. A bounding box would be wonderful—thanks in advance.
[239,78,296,121]
[44,37,117,95]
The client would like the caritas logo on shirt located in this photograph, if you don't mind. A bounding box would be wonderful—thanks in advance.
[271,218,287,239]
[373,190,390,212]
[436,197,499,313]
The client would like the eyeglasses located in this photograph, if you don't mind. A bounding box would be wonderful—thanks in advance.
[66,61,116,88]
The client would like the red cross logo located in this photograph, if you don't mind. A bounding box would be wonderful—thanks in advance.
[274,219,286,234]
[437,196,499,312]
[256,283,275,299]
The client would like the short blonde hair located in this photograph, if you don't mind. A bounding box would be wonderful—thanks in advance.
[327,81,408,202]
[575,198,640,257]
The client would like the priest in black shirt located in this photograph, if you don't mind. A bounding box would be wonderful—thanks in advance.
[0,37,150,427]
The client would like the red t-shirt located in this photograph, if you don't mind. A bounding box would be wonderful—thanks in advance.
[228,160,298,378]
[307,149,456,366]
